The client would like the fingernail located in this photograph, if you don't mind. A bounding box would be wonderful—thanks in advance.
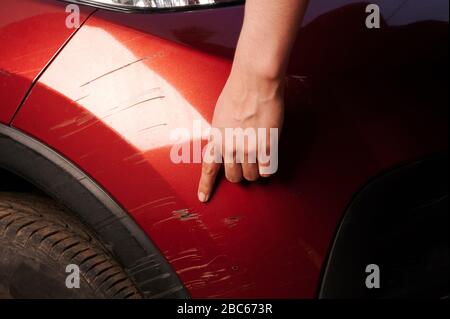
[198,192,207,203]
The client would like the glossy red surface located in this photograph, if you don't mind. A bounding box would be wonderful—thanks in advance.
[0,0,93,124]
[4,1,449,298]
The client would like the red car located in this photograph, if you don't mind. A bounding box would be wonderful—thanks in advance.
[0,0,448,299]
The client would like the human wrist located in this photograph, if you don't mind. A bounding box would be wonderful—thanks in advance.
[233,45,287,83]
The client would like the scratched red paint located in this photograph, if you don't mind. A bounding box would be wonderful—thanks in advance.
[2,1,448,297]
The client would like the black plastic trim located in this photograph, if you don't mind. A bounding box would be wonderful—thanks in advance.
[319,153,449,299]
[0,124,189,299]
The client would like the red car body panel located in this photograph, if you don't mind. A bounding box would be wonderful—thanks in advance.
[0,0,94,124]
[2,1,449,298]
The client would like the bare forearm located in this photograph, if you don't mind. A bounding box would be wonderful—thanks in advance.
[235,0,309,79]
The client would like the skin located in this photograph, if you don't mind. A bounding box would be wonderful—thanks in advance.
[197,0,310,203]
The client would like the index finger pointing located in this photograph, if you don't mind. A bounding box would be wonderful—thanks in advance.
[198,160,220,203]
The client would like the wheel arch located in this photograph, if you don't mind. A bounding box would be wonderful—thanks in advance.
[0,123,189,298]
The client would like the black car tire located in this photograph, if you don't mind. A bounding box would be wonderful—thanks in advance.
[0,192,142,299]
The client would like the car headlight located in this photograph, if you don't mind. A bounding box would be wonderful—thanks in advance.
[64,0,244,12]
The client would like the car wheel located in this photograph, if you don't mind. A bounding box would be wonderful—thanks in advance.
[0,192,142,299]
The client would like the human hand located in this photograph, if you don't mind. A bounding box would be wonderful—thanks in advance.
[196,0,308,203]
[197,60,284,203]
